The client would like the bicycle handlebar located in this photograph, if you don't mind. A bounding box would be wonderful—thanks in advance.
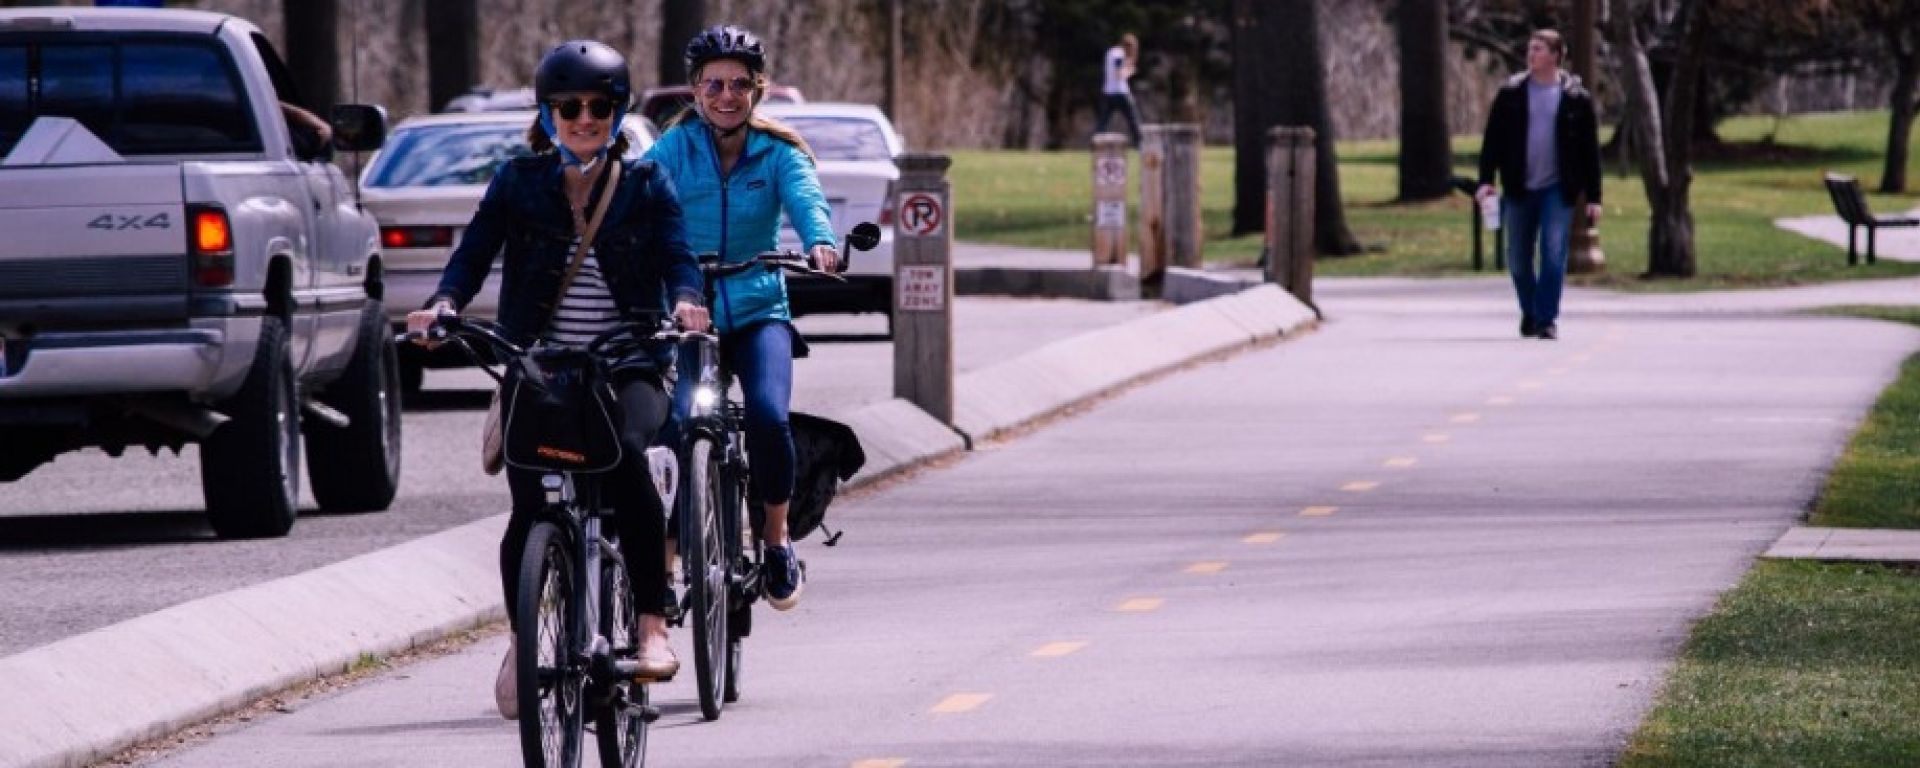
[697,250,846,283]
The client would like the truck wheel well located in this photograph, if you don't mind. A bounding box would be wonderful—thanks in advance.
[265,257,293,320]
[364,256,384,301]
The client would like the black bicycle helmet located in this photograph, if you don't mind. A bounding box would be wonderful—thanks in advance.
[683,24,766,77]
[534,40,631,104]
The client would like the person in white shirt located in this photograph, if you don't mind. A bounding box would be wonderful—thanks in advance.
[1094,32,1141,146]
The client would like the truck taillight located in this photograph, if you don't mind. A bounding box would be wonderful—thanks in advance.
[878,180,896,227]
[380,226,454,249]
[188,205,234,287]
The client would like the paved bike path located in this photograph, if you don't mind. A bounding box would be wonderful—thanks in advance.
[144,275,1920,767]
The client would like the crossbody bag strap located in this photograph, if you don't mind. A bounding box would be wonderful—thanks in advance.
[543,160,623,335]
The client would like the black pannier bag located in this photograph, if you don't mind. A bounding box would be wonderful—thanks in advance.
[786,412,865,542]
[503,346,624,474]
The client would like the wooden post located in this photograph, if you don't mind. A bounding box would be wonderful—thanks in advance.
[1162,123,1204,269]
[1265,126,1315,306]
[425,0,479,112]
[892,153,954,424]
[1567,0,1606,274]
[1138,126,1167,292]
[1091,132,1129,267]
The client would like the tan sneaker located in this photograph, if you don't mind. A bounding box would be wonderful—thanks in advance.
[494,639,518,720]
[634,633,679,682]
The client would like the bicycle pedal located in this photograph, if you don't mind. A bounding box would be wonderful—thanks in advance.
[638,704,662,723]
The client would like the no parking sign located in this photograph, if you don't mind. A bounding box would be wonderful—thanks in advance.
[898,191,945,238]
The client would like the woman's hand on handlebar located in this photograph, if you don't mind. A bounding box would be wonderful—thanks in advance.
[810,244,839,274]
[674,300,711,333]
[405,301,455,348]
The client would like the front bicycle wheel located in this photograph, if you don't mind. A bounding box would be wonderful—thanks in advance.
[516,521,584,768]
[683,437,730,721]
[723,454,754,705]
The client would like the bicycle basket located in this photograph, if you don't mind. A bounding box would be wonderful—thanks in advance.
[786,411,865,541]
[502,346,624,473]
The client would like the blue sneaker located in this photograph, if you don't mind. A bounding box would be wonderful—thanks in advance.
[764,544,804,611]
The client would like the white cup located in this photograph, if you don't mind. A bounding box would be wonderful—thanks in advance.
[1479,194,1501,231]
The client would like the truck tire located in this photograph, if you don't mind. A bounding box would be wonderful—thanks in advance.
[307,302,403,512]
[201,314,301,538]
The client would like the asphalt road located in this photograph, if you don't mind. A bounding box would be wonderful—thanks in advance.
[141,276,1920,767]
[0,297,1159,657]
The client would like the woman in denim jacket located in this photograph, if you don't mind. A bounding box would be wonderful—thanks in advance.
[407,40,707,718]
[646,24,836,611]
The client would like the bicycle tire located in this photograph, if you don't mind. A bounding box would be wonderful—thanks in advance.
[684,436,730,721]
[722,454,754,704]
[594,557,646,768]
[517,521,584,768]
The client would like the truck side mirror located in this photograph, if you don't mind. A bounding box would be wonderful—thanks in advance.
[329,104,388,153]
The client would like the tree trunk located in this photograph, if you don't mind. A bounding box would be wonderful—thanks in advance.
[1230,0,1271,235]
[1880,32,1918,193]
[1278,0,1361,255]
[658,0,707,86]
[284,0,340,113]
[424,0,478,112]
[1608,0,1699,279]
[1396,0,1453,202]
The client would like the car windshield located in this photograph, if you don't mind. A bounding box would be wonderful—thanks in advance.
[777,116,892,162]
[365,121,650,188]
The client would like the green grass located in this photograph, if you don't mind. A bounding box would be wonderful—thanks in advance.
[1621,560,1920,767]
[1621,303,1920,766]
[948,110,1920,290]
[1804,306,1920,529]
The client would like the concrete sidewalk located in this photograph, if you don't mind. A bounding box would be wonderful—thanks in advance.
[0,275,1315,768]
[1764,526,1920,563]
[1776,212,1920,262]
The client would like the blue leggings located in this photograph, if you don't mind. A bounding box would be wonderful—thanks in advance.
[670,321,795,506]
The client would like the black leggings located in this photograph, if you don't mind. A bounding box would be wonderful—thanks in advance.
[501,378,671,628]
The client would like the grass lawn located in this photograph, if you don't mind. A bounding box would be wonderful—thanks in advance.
[948,110,1920,290]
[1620,305,1920,766]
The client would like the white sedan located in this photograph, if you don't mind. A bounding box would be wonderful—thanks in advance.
[755,102,903,321]
[357,110,653,391]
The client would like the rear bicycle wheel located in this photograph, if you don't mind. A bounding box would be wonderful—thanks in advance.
[683,437,730,721]
[594,559,646,768]
[516,521,583,768]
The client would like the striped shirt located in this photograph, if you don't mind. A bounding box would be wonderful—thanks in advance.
[545,237,619,348]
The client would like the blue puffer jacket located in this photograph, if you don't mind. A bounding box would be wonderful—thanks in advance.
[645,119,834,334]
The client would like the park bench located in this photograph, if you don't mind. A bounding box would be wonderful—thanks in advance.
[1824,172,1920,265]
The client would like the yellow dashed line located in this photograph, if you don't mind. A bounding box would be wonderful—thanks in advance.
[1517,380,1543,390]
[930,693,993,714]
[1340,479,1378,491]
[1451,412,1482,423]
[1487,396,1515,406]
[1243,531,1285,544]
[1185,561,1229,574]
[1031,641,1088,658]
[1301,505,1341,516]
[852,761,908,768]
[1423,433,1451,444]
[1116,597,1164,612]
[1384,457,1418,468]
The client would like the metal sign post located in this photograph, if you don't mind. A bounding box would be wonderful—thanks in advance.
[893,153,954,424]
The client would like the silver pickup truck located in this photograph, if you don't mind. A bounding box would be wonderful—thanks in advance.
[0,8,400,538]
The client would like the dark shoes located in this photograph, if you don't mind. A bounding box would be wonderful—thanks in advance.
[1537,324,1558,340]
[764,544,804,611]
[1520,319,1539,338]
[1520,319,1557,340]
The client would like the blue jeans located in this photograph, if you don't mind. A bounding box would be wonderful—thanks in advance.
[668,321,796,506]
[1504,184,1572,329]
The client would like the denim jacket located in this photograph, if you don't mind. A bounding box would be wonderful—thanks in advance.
[645,120,834,334]
[430,153,703,346]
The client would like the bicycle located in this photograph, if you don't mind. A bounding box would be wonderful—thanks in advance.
[403,315,680,768]
[674,222,881,721]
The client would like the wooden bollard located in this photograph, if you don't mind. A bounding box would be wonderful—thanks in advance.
[1265,125,1315,306]
[1137,128,1167,290]
[892,153,954,423]
[1090,132,1129,267]
[1161,124,1203,270]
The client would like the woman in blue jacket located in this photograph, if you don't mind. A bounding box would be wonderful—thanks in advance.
[647,25,836,610]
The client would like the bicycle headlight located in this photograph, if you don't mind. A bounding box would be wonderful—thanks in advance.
[691,385,720,415]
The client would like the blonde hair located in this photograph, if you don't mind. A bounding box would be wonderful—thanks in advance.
[674,64,817,163]
[1120,33,1139,63]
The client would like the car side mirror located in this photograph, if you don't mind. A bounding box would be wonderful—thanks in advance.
[847,222,881,252]
[330,104,388,152]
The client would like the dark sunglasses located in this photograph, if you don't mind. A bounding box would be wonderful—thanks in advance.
[549,97,616,121]
[698,77,757,97]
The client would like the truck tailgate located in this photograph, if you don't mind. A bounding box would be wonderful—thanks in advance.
[0,164,190,324]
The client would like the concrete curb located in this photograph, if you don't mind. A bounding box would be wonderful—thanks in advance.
[0,284,1315,768]
[1762,525,1920,563]
[956,265,1139,301]
[0,518,505,768]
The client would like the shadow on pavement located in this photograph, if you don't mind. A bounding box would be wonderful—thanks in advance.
[0,510,215,550]
[320,715,504,737]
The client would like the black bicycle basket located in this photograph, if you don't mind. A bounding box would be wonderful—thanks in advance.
[502,346,624,473]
